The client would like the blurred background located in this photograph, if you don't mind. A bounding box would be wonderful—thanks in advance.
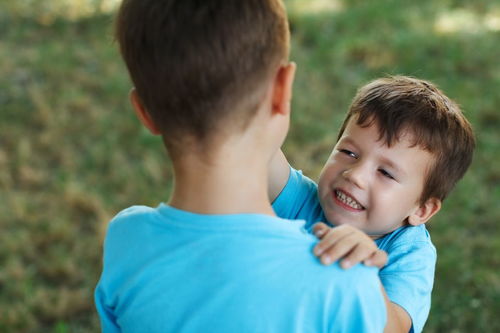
[0,0,499,331]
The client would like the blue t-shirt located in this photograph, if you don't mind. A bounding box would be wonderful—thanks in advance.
[95,204,386,333]
[272,167,436,333]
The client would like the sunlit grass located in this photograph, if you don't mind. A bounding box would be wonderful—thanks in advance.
[287,0,343,15]
[1,0,120,24]
[435,9,500,34]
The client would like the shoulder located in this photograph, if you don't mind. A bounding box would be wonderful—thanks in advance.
[268,238,386,327]
[112,205,160,223]
[102,205,164,259]
[377,225,437,298]
[106,205,162,234]
[377,225,437,278]
[377,225,436,256]
[269,232,383,297]
[97,206,161,290]
[311,264,387,331]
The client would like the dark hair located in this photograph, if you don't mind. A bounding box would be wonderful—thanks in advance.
[115,0,289,149]
[338,76,475,203]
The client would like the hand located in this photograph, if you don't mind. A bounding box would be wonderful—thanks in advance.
[312,223,387,269]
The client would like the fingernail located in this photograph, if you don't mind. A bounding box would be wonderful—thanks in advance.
[322,256,331,265]
[341,260,351,269]
[314,229,325,237]
[364,259,372,266]
[314,246,322,256]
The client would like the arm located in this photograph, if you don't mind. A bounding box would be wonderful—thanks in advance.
[382,288,412,333]
[379,237,436,333]
[268,149,291,203]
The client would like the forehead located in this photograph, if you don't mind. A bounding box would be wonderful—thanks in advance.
[340,117,436,174]
[343,114,424,149]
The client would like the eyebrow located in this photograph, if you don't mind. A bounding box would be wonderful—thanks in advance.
[338,137,358,148]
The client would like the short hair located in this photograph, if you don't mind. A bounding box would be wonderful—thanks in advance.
[337,76,475,203]
[115,0,290,149]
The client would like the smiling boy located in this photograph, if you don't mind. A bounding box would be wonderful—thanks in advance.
[269,76,475,332]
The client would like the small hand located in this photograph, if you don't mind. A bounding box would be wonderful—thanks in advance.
[312,223,387,269]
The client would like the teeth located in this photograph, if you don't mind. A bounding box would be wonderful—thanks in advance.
[335,190,363,210]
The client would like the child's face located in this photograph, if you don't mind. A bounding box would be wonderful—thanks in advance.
[317,117,435,238]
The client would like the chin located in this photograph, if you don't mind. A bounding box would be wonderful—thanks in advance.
[326,212,366,231]
[324,211,347,227]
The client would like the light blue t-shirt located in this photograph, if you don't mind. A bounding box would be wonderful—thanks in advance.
[95,204,386,333]
[272,167,436,333]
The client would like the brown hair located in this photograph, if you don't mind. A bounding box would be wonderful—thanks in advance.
[115,0,289,149]
[338,76,475,203]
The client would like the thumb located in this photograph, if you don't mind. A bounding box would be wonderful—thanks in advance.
[313,222,329,238]
[364,250,388,268]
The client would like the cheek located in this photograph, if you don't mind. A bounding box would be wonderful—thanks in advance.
[317,175,328,196]
[372,187,418,214]
[401,180,425,205]
[318,165,337,190]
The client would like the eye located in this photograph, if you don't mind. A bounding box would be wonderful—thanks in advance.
[378,168,395,180]
[339,149,358,159]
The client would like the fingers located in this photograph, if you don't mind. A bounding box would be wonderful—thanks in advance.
[363,250,388,268]
[315,230,364,266]
[313,224,382,269]
[338,240,378,269]
[313,224,354,256]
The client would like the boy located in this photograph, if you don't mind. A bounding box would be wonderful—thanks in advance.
[94,0,387,332]
[269,76,475,333]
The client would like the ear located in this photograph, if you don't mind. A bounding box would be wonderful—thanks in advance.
[271,62,296,116]
[129,88,162,135]
[407,198,442,226]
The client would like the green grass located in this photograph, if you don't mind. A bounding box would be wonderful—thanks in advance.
[1,0,499,331]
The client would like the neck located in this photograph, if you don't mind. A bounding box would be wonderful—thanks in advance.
[167,141,275,216]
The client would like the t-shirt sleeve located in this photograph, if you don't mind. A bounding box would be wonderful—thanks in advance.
[379,240,436,333]
[95,285,121,333]
[94,206,149,333]
[272,166,313,218]
[95,219,123,333]
[272,166,325,231]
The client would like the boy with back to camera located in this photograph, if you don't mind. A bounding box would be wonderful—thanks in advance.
[269,76,475,332]
[94,0,388,332]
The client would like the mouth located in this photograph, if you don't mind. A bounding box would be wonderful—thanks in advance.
[334,189,364,211]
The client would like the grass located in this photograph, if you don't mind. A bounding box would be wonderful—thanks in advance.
[0,0,499,331]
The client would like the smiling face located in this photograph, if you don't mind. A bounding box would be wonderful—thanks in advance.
[317,116,440,238]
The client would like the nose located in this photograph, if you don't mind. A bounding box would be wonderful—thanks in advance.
[342,163,368,189]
